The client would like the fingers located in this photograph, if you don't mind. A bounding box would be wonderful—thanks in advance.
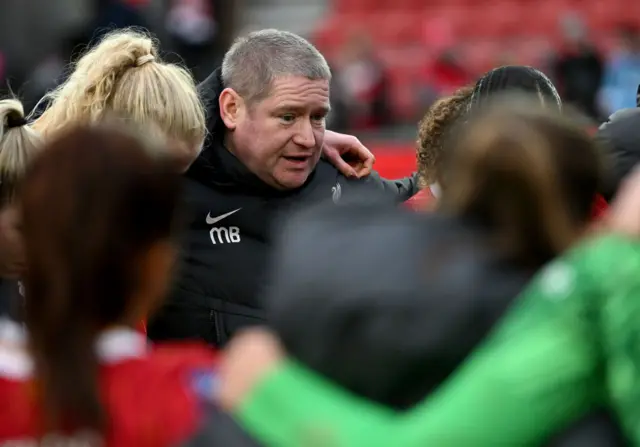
[335,153,359,178]
[323,131,375,178]
[344,136,375,178]
[358,150,375,177]
[322,144,357,177]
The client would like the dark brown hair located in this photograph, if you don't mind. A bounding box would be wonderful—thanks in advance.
[416,86,473,187]
[439,94,602,267]
[21,125,182,432]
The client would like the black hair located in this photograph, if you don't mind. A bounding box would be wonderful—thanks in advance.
[469,66,562,112]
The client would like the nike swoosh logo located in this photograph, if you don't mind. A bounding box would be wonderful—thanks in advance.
[206,208,242,225]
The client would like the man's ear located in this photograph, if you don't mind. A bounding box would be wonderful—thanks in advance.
[219,88,245,130]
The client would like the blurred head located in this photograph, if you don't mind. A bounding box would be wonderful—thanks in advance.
[0,100,42,204]
[33,29,206,172]
[343,29,375,61]
[559,13,587,45]
[416,85,473,187]
[219,29,332,190]
[469,66,561,112]
[22,125,182,431]
[439,95,601,267]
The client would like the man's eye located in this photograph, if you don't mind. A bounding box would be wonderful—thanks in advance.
[280,114,296,123]
[311,114,326,122]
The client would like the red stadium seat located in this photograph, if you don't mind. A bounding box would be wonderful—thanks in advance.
[368,13,423,46]
[333,0,371,14]
[583,0,625,33]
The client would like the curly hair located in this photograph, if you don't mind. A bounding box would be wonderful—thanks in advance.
[416,86,473,187]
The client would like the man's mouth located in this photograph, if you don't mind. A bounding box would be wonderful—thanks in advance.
[283,155,311,164]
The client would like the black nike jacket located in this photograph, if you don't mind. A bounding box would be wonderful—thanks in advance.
[146,68,418,347]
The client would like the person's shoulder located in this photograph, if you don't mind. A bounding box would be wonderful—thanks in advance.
[103,342,217,391]
[302,160,375,202]
[595,108,640,199]
[578,234,640,270]
[530,234,639,301]
[104,344,218,443]
[307,158,343,184]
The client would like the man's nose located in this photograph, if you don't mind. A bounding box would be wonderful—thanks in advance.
[292,119,316,148]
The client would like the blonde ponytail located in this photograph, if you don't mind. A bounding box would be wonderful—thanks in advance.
[33,29,205,154]
[0,100,41,202]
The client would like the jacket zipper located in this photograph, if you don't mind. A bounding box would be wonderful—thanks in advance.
[211,309,223,344]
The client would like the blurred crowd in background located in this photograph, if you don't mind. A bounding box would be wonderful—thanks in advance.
[0,0,232,111]
[2,0,640,134]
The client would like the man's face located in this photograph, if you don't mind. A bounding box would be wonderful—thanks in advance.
[229,76,330,190]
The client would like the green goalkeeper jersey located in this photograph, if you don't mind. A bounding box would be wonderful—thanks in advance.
[235,234,640,446]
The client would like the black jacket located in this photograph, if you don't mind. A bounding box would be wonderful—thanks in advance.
[147,69,418,347]
[595,107,640,202]
[266,202,625,446]
[0,279,22,322]
[180,404,262,447]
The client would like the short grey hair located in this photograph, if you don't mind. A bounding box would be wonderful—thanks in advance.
[221,29,332,104]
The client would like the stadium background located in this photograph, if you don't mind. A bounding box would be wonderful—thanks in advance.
[0,0,636,178]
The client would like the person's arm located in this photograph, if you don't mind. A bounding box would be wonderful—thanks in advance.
[355,171,420,202]
[232,236,631,447]
[322,130,375,178]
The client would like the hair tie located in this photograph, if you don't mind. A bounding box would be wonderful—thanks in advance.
[5,115,27,129]
[136,55,155,67]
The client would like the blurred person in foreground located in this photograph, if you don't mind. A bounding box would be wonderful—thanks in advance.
[551,14,604,121]
[215,96,625,446]
[148,29,418,347]
[0,101,42,319]
[407,65,613,217]
[600,24,640,114]
[216,156,640,446]
[0,125,258,447]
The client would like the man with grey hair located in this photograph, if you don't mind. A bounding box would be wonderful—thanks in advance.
[147,29,418,347]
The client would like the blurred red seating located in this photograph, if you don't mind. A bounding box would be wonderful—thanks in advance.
[320,0,640,119]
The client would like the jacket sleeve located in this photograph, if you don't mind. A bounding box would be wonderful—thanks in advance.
[357,171,420,203]
[235,236,634,447]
